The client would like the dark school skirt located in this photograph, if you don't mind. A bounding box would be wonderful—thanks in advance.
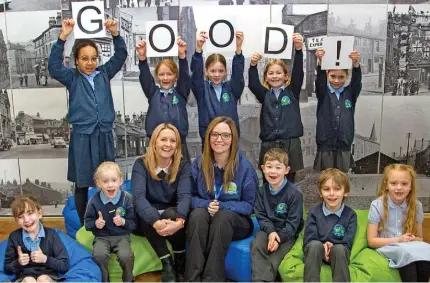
[259,138,304,173]
[67,127,115,188]
[15,274,63,282]
[313,150,355,173]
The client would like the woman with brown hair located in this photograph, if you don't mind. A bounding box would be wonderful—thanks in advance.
[131,123,192,282]
[185,116,258,282]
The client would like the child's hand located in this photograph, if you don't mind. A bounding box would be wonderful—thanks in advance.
[59,19,75,41]
[398,233,415,243]
[323,242,333,262]
[250,52,262,66]
[96,211,106,229]
[17,246,30,266]
[196,31,207,52]
[136,40,147,61]
[30,245,47,264]
[267,232,280,252]
[315,48,325,64]
[113,212,125,227]
[293,33,303,50]
[208,200,219,216]
[349,50,360,68]
[105,19,119,37]
[177,36,187,59]
[235,31,244,53]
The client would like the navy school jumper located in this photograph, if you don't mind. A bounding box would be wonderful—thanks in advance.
[190,51,245,140]
[191,153,258,215]
[248,49,304,141]
[315,65,362,152]
[138,58,191,141]
[48,35,128,135]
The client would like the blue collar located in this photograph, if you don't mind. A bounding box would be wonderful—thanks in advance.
[387,196,407,209]
[322,202,344,217]
[78,69,100,80]
[269,177,288,195]
[328,84,344,99]
[22,222,45,241]
[100,190,121,205]
[271,85,286,99]
[158,86,175,96]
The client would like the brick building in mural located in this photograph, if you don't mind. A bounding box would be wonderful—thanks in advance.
[0,30,9,85]
[282,5,328,102]
[0,90,12,139]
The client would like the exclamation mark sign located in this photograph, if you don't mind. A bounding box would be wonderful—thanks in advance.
[336,41,341,66]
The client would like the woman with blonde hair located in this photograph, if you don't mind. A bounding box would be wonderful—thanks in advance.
[185,116,258,282]
[131,123,192,282]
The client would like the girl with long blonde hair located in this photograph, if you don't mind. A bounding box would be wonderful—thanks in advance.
[367,164,430,282]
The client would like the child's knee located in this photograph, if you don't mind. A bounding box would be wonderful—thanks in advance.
[330,244,348,257]
[251,231,268,251]
[36,275,52,282]
[117,249,134,265]
[305,240,324,256]
[93,248,110,263]
[21,277,37,283]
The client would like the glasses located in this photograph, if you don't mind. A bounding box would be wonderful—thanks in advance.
[79,57,98,63]
[210,131,232,140]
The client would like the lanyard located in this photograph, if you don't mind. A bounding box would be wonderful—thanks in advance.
[214,183,223,200]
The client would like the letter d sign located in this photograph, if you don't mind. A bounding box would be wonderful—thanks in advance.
[72,1,106,39]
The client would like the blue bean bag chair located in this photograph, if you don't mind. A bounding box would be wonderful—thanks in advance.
[0,229,101,282]
[224,216,259,282]
[63,180,131,238]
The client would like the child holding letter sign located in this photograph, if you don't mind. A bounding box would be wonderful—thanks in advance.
[48,19,128,227]
[136,37,192,163]
[248,33,305,183]
[313,48,361,173]
[191,30,245,147]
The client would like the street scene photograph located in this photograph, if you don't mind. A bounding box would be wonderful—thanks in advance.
[0,0,60,12]
[0,10,64,89]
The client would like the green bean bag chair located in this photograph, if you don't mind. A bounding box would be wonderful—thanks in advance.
[76,227,165,282]
[279,209,401,282]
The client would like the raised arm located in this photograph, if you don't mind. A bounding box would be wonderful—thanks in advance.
[190,31,207,101]
[48,19,75,88]
[248,52,266,104]
[102,20,128,80]
[349,51,362,105]
[229,31,245,100]
[136,40,156,100]
[290,33,304,99]
[315,48,327,101]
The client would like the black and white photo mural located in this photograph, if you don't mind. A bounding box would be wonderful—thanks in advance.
[0,0,428,215]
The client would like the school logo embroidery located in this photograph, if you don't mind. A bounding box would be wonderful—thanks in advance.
[222,93,230,103]
[280,96,291,106]
[344,99,352,109]
[115,207,126,217]
[275,203,288,214]
[226,182,237,194]
[172,95,179,105]
[332,224,345,237]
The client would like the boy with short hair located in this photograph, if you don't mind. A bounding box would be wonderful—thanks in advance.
[303,168,357,282]
[5,196,69,282]
[251,148,304,282]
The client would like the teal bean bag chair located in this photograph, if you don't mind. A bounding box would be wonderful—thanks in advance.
[279,209,401,282]
[76,227,166,281]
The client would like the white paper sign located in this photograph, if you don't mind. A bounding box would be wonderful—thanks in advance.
[72,1,106,39]
[321,36,354,70]
[261,24,294,59]
[307,36,325,51]
[205,17,237,53]
[146,21,178,57]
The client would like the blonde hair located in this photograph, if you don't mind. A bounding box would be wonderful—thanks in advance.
[377,164,417,234]
[11,196,42,218]
[94,161,123,188]
[144,123,182,184]
[263,148,289,167]
[263,60,291,89]
[318,168,350,196]
[201,116,239,193]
